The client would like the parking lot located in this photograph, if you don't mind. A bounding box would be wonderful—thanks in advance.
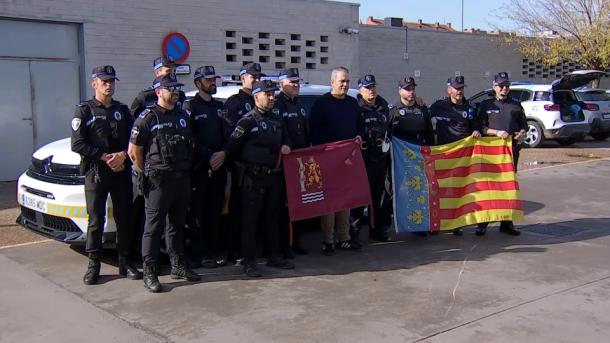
[1,141,610,342]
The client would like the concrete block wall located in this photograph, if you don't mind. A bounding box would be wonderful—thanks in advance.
[0,0,359,104]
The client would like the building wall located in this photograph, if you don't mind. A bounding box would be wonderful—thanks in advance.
[358,25,609,105]
[1,0,359,104]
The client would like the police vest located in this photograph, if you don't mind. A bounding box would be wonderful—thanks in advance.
[145,108,191,172]
[241,111,283,167]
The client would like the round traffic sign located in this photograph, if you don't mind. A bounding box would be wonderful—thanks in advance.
[162,32,190,64]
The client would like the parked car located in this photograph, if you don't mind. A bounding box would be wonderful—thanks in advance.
[16,83,357,247]
[469,70,607,148]
[574,88,610,140]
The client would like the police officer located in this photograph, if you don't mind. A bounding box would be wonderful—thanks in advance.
[184,66,228,268]
[390,77,435,146]
[354,74,392,242]
[128,73,200,293]
[129,56,187,258]
[429,76,482,236]
[475,72,528,236]
[211,62,263,263]
[71,66,141,285]
[275,67,309,257]
[221,80,295,277]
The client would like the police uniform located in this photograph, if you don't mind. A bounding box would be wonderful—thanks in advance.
[184,66,227,267]
[70,65,141,285]
[275,68,310,257]
[390,78,435,146]
[129,56,186,259]
[430,76,481,236]
[430,78,481,145]
[354,74,392,241]
[475,72,528,236]
[130,74,200,292]
[221,62,261,262]
[224,80,294,277]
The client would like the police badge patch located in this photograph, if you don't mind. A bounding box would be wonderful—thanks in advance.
[300,108,306,116]
[179,118,187,127]
[399,109,406,116]
[232,126,245,138]
[245,103,252,111]
[71,118,81,131]
[113,111,122,121]
[130,127,139,140]
[261,121,268,130]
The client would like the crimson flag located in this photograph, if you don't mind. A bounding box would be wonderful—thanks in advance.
[283,139,372,222]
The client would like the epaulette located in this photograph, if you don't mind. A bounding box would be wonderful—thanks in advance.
[138,108,151,118]
[77,101,88,107]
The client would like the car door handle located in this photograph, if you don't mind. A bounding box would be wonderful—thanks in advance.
[22,117,33,121]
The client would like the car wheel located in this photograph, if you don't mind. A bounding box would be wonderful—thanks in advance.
[524,121,544,148]
[591,132,610,141]
[557,138,576,146]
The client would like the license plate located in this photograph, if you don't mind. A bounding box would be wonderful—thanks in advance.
[21,194,47,213]
[602,113,610,120]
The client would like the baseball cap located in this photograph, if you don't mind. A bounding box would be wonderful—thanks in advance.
[278,67,302,81]
[493,72,510,85]
[239,62,264,76]
[358,74,376,88]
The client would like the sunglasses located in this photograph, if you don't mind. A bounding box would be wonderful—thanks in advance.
[496,83,510,89]
[162,86,182,92]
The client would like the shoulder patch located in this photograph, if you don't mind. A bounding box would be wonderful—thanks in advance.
[71,118,81,131]
[138,109,151,118]
[78,102,88,107]
[130,127,139,140]
[231,126,245,139]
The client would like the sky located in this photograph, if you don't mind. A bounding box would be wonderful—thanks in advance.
[332,0,512,31]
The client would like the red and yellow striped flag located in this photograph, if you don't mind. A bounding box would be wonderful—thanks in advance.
[392,136,524,233]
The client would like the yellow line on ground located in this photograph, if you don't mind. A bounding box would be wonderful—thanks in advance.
[0,239,53,250]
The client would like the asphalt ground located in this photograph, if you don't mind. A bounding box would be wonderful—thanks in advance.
[1,144,609,342]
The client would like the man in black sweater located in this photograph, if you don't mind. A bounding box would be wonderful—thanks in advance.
[309,66,362,256]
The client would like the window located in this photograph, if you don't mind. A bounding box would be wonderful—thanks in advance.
[508,90,524,101]
[320,46,329,53]
[242,49,253,56]
[306,51,316,58]
[576,91,610,101]
[275,38,285,45]
[291,34,301,40]
[320,57,328,64]
[275,61,286,69]
[226,31,235,38]
[468,90,494,107]
[259,32,270,39]
[259,56,269,63]
[291,45,301,52]
[259,43,270,51]
[291,56,301,63]
[306,40,315,47]
[298,95,318,114]
[242,37,253,44]
[533,91,551,101]
[320,35,329,42]
[226,55,236,62]
[306,63,316,69]
[275,50,285,57]
[226,42,236,49]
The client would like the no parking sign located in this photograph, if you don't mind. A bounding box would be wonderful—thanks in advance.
[162,32,190,64]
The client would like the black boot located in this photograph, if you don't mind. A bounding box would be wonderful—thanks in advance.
[499,222,521,236]
[143,262,162,293]
[118,255,142,280]
[475,223,488,236]
[83,253,101,285]
[170,255,201,281]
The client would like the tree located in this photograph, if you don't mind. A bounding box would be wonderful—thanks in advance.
[500,0,610,87]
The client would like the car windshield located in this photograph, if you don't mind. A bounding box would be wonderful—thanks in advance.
[533,91,551,101]
[576,91,610,101]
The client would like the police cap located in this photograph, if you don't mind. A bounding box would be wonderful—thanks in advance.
[153,55,176,71]
[279,67,301,81]
[493,72,510,86]
[358,74,376,88]
[194,66,221,80]
[239,62,264,77]
[251,79,278,95]
[398,76,417,89]
[91,65,119,81]
[447,76,466,89]
[152,73,184,89]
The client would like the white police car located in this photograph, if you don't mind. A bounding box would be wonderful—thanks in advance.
[469,70,607,148]
[16,83,357,247]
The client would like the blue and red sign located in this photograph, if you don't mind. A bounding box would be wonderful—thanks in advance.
[162,32,190,64]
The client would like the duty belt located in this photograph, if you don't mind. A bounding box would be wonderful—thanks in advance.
[241,163,282,175]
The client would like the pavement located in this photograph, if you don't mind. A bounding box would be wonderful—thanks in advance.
[1,159,610,342]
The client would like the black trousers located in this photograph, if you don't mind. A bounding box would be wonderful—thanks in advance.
[227,163,242,258]
[130,170,146,257]
[142,171,190,263]
[84,165,133,256]
[241,171,282,263]
[352,155,389,230]
[187,166,227,260]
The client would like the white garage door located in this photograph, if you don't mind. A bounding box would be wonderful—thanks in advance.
[0,19,80,181]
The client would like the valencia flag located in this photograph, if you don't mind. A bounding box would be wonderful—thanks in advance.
[392,136,524,233]
[283,139,372,222]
